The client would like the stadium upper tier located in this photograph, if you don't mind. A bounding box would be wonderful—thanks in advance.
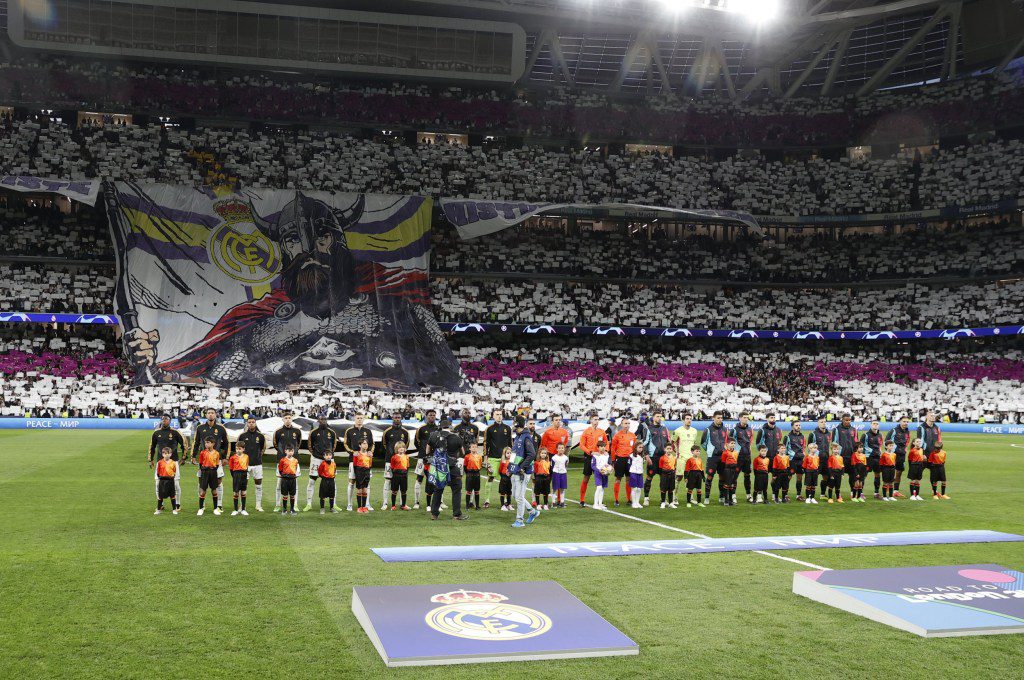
[2,115,1024,218]
[1,58,1024,147]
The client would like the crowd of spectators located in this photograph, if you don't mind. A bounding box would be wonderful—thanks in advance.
[1,57,1023,148]
[432,277,1024,330]
[432,219,1024,283]
[5,114,1024,217]
[2,331,1022,424]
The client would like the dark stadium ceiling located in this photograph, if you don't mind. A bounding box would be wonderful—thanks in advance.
[7,0,1024,97]
[210,0,1024,96]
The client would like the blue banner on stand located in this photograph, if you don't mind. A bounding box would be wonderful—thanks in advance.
[794,564,1024,637]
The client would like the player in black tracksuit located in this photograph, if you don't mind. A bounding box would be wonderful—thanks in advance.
[731,414,754,502]
[886,416,913,495]
[701,412,731,504]
[273,414,303,512]
[861,421,885,498]
[193,409,229,510]
[644,413,671,504]
[454,410,480,452]
[149,415,186,510]
[783,422,807,499]
[807,418,832,498]
[414,410,440,509]
[832,415,859,495]
[483,410,512,508]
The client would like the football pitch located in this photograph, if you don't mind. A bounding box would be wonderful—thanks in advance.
[2,430,1023,679]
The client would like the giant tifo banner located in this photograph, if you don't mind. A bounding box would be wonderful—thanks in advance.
[440,199,763,239]
[105,182,465,392]
[0,175,101,205]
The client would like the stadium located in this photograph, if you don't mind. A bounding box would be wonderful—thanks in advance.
[1,0,1024,676]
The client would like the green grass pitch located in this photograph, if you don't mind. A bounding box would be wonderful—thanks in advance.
[2,430,1023,679]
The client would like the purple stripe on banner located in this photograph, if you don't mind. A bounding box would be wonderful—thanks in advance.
[351,235,429,262]
[372,530,1024,563]
[116,191,221,229]
[125,232,209,262]
[348,197,425,235]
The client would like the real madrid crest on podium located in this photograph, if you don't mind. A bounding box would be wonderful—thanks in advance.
[352,581,637,667]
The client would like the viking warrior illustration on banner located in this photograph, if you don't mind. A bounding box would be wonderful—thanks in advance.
[107,182,464,392]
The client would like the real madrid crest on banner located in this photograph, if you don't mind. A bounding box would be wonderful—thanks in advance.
[424,589,551,641]
[351,581,637,667]
[207,197,280,284]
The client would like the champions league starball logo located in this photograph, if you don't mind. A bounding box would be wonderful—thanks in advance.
[424,590,552,641]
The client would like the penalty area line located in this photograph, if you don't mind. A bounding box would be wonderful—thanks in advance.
[591,505,831,571]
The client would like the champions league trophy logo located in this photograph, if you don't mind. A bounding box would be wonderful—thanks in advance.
[424,590,552,641]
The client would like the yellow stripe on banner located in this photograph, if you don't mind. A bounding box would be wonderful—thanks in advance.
[343,198,432,253]
[124,207,212,247]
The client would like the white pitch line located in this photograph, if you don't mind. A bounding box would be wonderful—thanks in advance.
[593,504,831,571]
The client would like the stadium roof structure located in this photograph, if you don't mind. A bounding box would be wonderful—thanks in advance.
[364,0,1024,97]
[5,0,1024,97]
[255,0,1024,96]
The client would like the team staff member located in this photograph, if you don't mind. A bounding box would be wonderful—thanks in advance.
[414,410,440,510]
[193,408,229,512]
[344,414,374,513]
[306,416,338,512]
[235,417,267,511]
[731,413,754,503]
[381,414,410,511]
[832,414,859,494]
[509,416,540,527]
[578,415,607,507]
[886,415,913,498]
[427,419,467,520]
[272,413,302,513]
[861,420,884,499]
[149,415,186,511]
[701,411,730,505]
[807,417,832,498]
[610,417,637,507]
[643,412,670,506]
[484,410,512,509]
[783,420,807,500]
